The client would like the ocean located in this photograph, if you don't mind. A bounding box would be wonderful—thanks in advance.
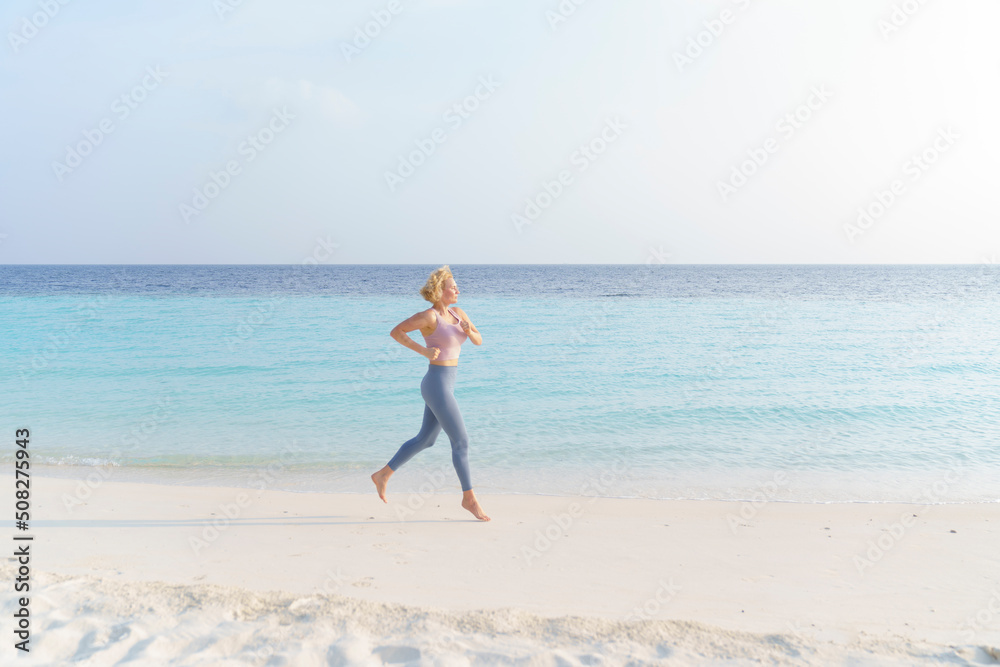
[2,264,999,504]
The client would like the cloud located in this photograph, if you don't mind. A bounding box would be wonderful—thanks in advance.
[295,80,363,124]
[229,75,362,126]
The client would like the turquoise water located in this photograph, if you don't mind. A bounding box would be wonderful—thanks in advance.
[2,265,999,502]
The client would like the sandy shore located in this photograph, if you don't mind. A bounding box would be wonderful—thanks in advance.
[3,474,999,665]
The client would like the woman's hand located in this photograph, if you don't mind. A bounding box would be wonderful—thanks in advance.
[456,314,482,345]
[423,346,441,361]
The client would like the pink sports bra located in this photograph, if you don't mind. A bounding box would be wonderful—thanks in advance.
[422,308,468,361]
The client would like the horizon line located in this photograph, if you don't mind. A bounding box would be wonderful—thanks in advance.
[1,262,996,267]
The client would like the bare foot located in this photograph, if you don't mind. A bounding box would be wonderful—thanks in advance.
[461,492,491,521]
[371,467,392,503]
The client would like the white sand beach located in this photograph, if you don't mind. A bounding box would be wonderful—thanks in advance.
[4,474,1000,665]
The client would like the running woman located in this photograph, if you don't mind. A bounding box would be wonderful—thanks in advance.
[371,265,490,521]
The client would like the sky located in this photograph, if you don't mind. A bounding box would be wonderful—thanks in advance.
[1,0,998,264]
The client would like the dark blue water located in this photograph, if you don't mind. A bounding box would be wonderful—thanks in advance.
[2,264,999,299]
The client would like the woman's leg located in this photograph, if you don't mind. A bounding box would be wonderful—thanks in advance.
[386,403,442,472]
[372,377,442,502]
[423,372,489,519]
[420,366,472,492]
[375,365,487,519]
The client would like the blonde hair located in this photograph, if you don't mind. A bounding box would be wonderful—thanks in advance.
[419,265,453,303]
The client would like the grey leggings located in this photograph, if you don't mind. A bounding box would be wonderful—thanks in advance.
[387,364,472,491]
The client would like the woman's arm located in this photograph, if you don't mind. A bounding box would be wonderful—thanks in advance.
[390,311,438,360]
[454,307,483,345]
